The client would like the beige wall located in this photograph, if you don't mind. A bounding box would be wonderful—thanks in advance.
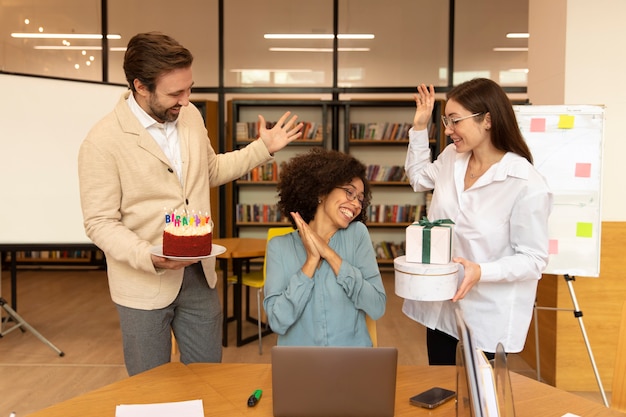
[525,0,626,393]
[529,0,626,221]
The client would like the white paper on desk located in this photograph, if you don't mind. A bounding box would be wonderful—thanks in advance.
[115,399,204,417]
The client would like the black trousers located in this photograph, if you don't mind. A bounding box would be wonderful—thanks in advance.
[426,328,496,365]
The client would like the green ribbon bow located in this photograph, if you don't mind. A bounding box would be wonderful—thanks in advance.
[416,217,454,263]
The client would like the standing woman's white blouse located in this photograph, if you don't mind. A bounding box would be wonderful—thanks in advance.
[403,127,553,353]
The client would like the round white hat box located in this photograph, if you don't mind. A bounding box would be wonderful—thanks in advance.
[394,255,459,301]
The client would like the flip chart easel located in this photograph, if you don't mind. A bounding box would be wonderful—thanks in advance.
[1,296,64,356]
[513,105,607,406]
[532,275,608,406]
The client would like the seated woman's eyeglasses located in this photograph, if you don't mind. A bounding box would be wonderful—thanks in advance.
[336,187,365,205]
[441,112,483,130]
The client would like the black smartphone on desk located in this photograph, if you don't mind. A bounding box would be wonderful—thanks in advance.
[409,387,456,409]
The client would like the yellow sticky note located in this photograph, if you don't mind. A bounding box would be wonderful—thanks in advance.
[558,114,575,129]
[576,222,593,238]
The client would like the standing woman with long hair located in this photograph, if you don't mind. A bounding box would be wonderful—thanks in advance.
[403,78,552,364]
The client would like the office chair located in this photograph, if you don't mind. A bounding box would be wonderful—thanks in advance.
[611,300,626,412]
[228,227,294,354]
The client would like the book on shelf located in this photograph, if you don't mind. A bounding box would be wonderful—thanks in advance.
[397,123,412,140]
[239,161,279,182]
[350,123,365,139]
[367,122,385,140]
[366,165,407,182]
[10,250,104,263]
[236,122,249,140]
[373,240,405,260]
[300,121,322,140]
[367,204,424,224]
[238,120,321,141]
[349,122,412,140]
[388,123,399,140]
[236,203,285,223]
[238,120,267,140]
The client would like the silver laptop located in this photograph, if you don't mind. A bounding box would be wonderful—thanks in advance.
[271,346,398,417]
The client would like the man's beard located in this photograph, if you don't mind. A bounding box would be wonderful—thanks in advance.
[149,97,180,123]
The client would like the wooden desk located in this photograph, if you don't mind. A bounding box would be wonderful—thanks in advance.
[188,363,626,417]
[27,362,626,417]
[213,237,267,347]
[25,362,244,417]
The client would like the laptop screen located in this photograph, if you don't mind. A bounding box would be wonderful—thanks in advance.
[271,346,398,417]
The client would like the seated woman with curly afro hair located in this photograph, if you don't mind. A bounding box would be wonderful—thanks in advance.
[263,147,386,346]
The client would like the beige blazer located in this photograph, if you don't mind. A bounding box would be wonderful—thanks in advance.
[78,92,272,309]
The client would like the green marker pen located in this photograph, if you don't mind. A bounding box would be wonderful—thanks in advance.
[247,389,262,407]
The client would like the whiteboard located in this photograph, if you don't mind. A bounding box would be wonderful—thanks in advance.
[513,105,604,277]
[0,73,127,244]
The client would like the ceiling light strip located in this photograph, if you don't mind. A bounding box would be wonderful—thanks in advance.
[493,47,528,52]
[269,47,370,52]
[264,33,374,40]
[506,33,530,39]
[33,46,127,51]
[11,33,121,40]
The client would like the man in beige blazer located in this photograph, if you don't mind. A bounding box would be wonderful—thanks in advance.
[78,32,302,375]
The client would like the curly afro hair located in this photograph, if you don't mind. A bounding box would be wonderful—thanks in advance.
[277,147,371,228]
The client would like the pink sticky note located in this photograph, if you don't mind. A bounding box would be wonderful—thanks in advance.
[575,163,591,178]
[530,118,546,132]
[548,239,559,255]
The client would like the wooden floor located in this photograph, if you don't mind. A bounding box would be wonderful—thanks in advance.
[0,266,606,416]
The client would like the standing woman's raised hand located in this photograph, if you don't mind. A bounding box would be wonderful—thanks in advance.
[413,84,436,130]
[258,111,304,154]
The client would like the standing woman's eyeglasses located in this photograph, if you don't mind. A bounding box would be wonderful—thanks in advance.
[441,112,483,130]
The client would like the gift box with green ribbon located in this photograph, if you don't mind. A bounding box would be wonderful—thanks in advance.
[405,217,455,264]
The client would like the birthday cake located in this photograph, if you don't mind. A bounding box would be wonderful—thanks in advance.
[162,212,213,257]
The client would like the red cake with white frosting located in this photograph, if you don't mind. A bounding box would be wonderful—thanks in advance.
[162,212,212,257]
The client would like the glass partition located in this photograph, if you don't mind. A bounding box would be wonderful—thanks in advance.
[0,0,529,90]
[453,0,528,87]
[108,0,218,86]
[224,0,334,87]
[338,0,449,87]
[0,0,102,81]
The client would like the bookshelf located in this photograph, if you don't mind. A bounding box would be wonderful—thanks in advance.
[226,98,445,265]
[341,99,444,264]
[227,99,331,239]
[8,249,104,266]
[0,243,106,311]
[0,248,105,275]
